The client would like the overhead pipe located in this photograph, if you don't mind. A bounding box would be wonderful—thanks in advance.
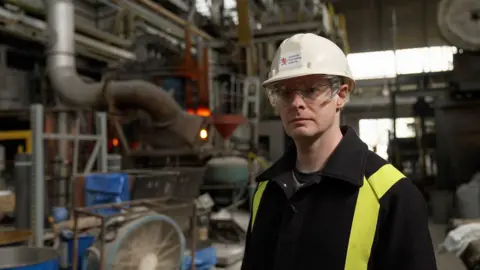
[47,0,205,147]
[112,0,214,41]
[0,7,135,60]
[136,0,213,40]
[0,18,117,63]
[96,0,187,42]
[6,0,133,48]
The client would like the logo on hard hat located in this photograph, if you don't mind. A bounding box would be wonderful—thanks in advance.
[281,58,287,65]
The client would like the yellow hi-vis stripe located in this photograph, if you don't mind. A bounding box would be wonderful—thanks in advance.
[251,181,268,231]
[249,164,405,269]
[344,164,405,270]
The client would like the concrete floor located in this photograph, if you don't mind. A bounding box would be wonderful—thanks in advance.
[216,212,466,270]
[430,222,466,270]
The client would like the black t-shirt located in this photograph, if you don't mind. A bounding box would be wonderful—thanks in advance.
[293,167,321,185]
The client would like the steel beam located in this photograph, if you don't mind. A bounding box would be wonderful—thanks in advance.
[95,112,108,173]
[346,96,418,107]
[226,21,322,38]
[165,0,190,11]
[30,104,44,247]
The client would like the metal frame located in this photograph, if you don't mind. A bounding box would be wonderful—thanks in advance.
[30,104,109,247]
[70,198,197,270]
[242,77,261,149]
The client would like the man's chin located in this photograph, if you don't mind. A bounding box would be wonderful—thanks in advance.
[289,128,314,139]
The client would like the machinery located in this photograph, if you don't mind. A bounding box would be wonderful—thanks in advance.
[85,214,185,270]
[205,114,249,204]
[0,1,357,270]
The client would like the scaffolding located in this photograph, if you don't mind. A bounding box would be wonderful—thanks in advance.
[30,104,108,247]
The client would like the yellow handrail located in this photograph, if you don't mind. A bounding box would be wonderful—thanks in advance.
[0,130,32,153]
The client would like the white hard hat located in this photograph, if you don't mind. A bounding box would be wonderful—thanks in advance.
[263,33,355,91]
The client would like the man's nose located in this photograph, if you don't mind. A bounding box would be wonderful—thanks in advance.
[290,92,306,108]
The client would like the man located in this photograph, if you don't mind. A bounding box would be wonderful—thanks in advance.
[241,33,437,270]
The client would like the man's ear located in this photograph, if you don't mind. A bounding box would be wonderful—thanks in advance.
[336,84,349,109]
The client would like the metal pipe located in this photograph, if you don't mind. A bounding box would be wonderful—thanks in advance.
[57,109,68,162]
[6,0,132,48]
[134,0,214,40]
[226,21,322,38]
[31,104,45,247]
[14,153,32,230]
[0,22,121,63]
[100,0,214,42]
[137,21,197,54]
[96,0,189,42]
[95,112,108,173]
[42,134,101,140]
[0,7,135,60]
[47,0,205,146]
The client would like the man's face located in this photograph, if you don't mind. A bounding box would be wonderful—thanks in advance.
[269,75,348,140]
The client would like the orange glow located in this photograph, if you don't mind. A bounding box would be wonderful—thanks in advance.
[197,108,211,116]
[186,108,211,116]
[112,138,119,147]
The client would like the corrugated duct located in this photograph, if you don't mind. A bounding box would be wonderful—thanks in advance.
[46,0,204,147]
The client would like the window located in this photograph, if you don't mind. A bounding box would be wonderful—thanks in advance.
[347,51,396,80]
[196,0,211,17]
[359,118,416,159]
[347,46,457,80]
[196,0,238,24]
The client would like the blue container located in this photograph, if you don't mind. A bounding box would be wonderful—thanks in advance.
[183,246,217,270]
[66,235,95,270]
[52,207,69,223]
[84,173,129,215]
[0,247,59,270]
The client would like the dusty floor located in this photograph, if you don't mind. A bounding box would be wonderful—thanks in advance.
[216,213,466,270]
[430,222,466,270]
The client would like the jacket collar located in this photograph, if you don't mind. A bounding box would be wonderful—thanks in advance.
[256,126,368,187]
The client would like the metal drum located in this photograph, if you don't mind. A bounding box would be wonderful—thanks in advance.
[205,156,249,185]
[0,247,59,270]
[205,156,249,206]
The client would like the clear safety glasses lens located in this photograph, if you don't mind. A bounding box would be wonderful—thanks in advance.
[266,83,335,106]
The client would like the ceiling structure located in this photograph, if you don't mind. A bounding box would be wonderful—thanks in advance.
[65,0,447,54]
[0,0,460,110]
[3,0,450,62]
[334,0,446,52]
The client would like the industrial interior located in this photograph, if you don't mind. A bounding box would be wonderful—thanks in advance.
[0,0,478,269]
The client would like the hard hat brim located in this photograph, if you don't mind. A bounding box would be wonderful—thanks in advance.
[262,67,355,91]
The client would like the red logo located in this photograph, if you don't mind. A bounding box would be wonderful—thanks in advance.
[281,57,287,65]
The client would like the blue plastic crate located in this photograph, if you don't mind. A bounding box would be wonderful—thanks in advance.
[84,173,129,215]
[66,235,95,270]
[183,246,217,270]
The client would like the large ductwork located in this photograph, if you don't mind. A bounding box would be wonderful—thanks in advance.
[46,0,205,147]
[437,0,480,51]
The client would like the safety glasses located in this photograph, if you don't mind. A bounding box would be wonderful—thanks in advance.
[266,81,338,107]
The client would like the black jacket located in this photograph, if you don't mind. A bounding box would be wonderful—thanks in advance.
[241,126,437,270]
